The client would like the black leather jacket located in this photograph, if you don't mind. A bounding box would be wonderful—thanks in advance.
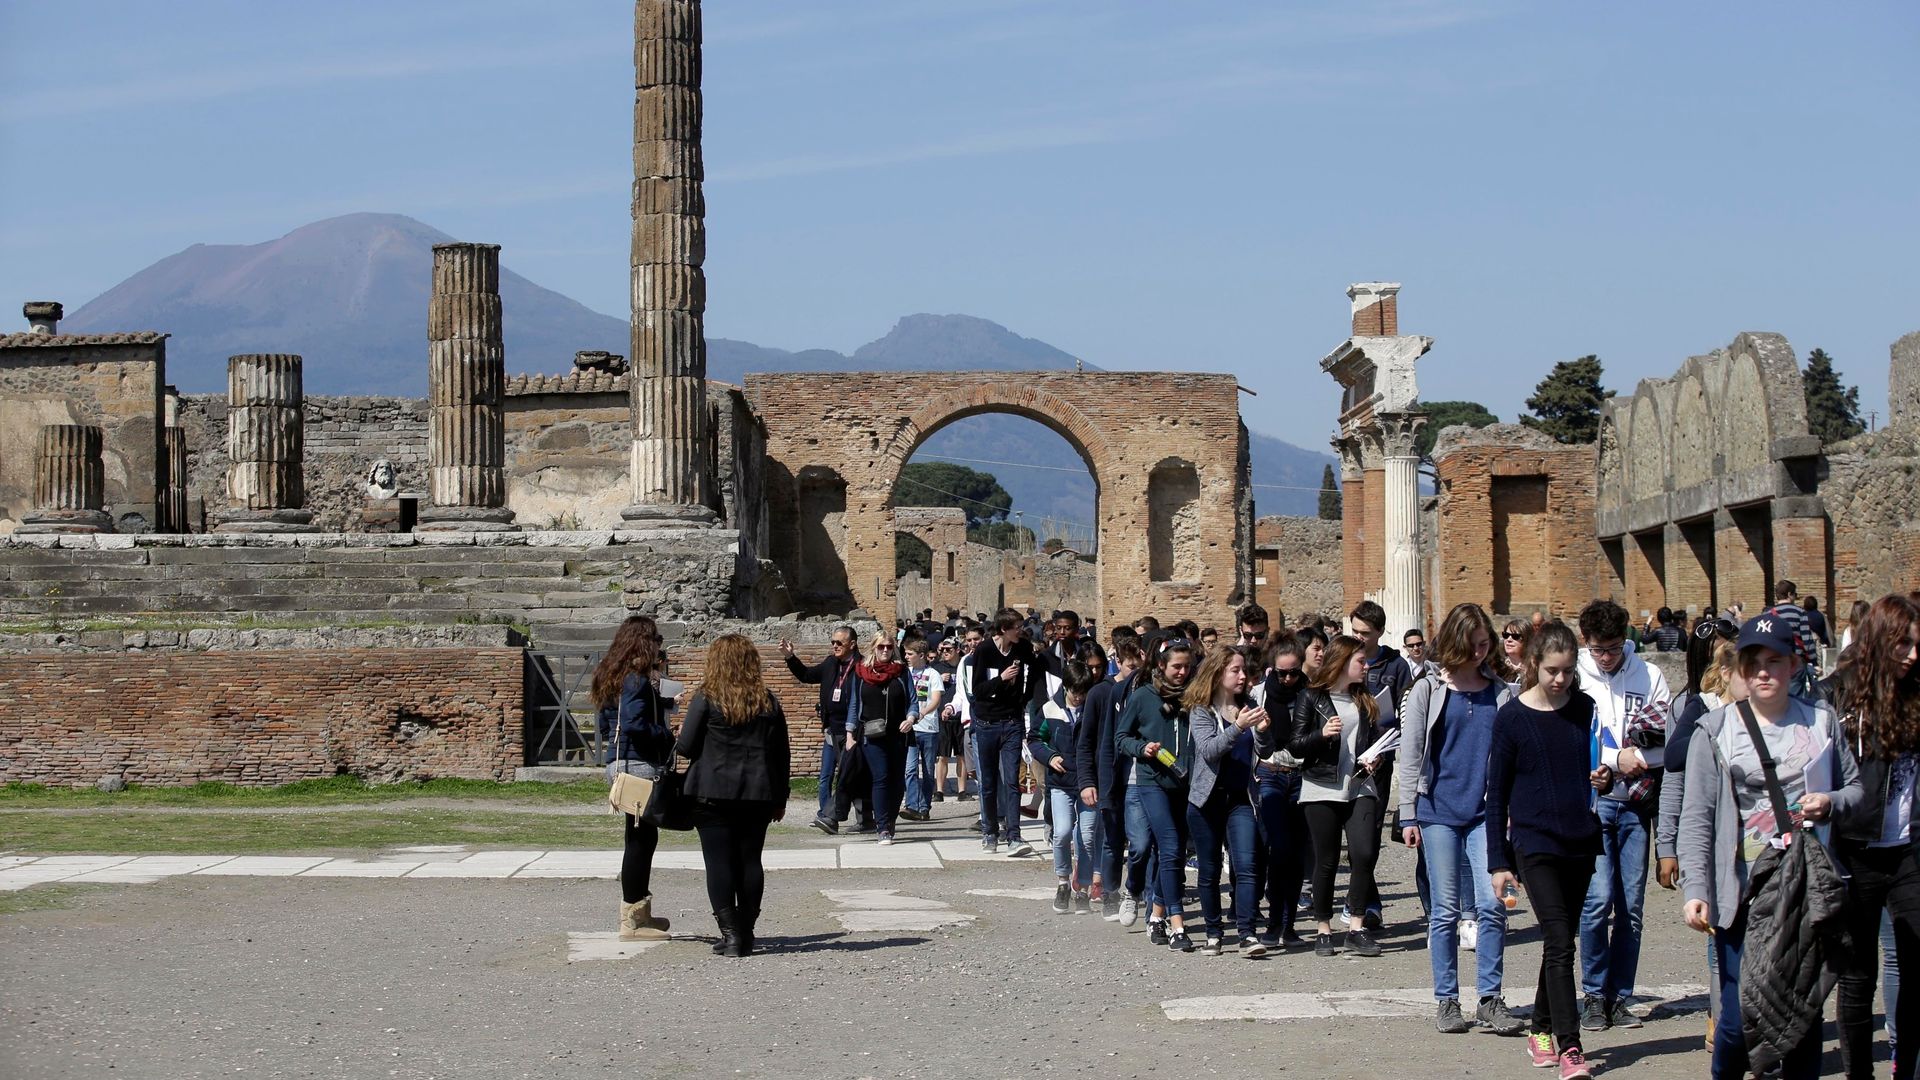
[1284,687,1376,787]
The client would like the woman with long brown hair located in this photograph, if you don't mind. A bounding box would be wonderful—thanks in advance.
[594,615,673,942]
[1396,603,1524,1035]
[675,634,791,957]
[1287,634,1385,958]
[1828,594,1920,1079]
[1185,645,1271,956]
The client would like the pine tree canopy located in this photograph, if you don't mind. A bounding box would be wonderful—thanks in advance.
[1519,355,1613,444]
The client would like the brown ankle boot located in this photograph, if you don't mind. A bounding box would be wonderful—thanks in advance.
[620,899,669,941]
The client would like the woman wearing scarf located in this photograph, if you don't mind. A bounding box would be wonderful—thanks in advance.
[848,631,917,845]
[1115,638,1200,951]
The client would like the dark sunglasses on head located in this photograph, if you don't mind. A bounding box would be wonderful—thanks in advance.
[1694,619,1735,641]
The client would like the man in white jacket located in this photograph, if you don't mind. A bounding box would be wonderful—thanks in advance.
[1574,599,1672,1033]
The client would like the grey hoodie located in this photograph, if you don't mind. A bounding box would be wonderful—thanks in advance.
[1677,696,1861,930]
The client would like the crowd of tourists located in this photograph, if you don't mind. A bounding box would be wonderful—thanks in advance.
[587,583,1920,1080]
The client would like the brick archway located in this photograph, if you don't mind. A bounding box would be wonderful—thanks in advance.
[747,370,1250,631]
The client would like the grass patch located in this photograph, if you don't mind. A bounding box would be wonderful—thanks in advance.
[0,807,810,855]
[2,775,822,808]
[0,883,118,915]
[0,776,608,808]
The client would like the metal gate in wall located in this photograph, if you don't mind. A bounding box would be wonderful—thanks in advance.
[525,649,604,765]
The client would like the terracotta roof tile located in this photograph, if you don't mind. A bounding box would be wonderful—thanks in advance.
[0,331,167,348]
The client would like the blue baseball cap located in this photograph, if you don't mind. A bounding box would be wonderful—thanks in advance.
[1736,613,1799,658]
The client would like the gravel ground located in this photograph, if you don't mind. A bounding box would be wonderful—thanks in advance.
[0,802,1849,1080]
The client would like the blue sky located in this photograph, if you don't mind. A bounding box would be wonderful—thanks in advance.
[2,1,1915,444]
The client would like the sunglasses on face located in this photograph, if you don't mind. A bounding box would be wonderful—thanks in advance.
[1590,644,1626,658]
[1501,632,1524,641]
[1242,630,1268,641]
[1273,668,1304,682]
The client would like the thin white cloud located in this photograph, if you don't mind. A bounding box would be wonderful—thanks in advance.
[710,118,1140,184]
[0,36,622,119]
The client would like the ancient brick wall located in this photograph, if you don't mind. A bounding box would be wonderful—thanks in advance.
[1825,422,1920,607]
[1253,516,1344,622]
[747,370,1250,632]
[0,647,523,786]
[1432,427,1597,623]
[0,335,166,532]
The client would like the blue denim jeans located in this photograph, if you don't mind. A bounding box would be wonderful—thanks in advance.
[1132,783,1189,921]
[1712,915,1823,1080]
[905,730,939,813]
[1422,819,1505,1000]
[1580,798,1651,1000]
[1048,787,1100,888]
[1099,802,1129,895]
[973,721,1024,842]
[1252,765,1305,938]
[1124,784,1157,907]
[861,734,908,835]
[816,734,841,815]
[1187,793,1258,938]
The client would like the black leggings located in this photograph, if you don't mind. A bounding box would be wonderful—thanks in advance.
[621,813,659,903]
[696,804,773,917]
[1301,796,1380,923]
[1838,841,1920,1080]
[1518,849,1596,1052]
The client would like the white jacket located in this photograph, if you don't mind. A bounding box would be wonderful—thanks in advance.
[1578,639,1672,802]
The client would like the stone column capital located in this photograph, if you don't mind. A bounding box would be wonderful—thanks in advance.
[1377,410,1428,460]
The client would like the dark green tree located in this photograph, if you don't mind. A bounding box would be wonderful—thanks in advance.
[1317,464,1341,520]
[1520,355,1613,444]
[1802,347,1865,443]
[894,533,932,578]
[891,462,1013,525]
[1417,400,1499,459]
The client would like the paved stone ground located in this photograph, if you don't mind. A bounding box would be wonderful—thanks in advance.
[0,800,1861,1079]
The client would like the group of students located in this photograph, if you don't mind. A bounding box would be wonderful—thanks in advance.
[585,585,1920,1080]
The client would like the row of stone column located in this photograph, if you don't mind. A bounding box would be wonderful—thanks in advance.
[20,266,517,535]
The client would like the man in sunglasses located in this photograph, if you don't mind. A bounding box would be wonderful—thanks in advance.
[782,628,872,831]
[1236,602,1273,651]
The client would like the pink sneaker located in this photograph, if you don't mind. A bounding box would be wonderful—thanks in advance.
[1557,1047,1592,1079]
[1526,1032,1557,1068]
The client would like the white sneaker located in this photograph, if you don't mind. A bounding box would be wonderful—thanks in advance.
[878,833,894,846]
[1460,918,1478,951]
[1119,894,1140,927]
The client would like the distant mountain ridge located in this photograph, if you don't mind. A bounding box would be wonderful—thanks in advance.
[61,213,1333,517]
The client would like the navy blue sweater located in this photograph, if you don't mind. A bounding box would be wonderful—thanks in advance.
[1484,694,1604,872]
[597,673,673,767]
[1074,676,1131,807]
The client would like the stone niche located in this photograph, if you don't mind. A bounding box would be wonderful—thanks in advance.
[1431,423,1598,626]
[0,332,167,534]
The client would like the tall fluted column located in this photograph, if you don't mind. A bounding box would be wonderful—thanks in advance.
[217,354,315,533]
[418,242,515,532]
[159,386,188,533]
[623,0,716,526]
[1379,412,1427,641]
[17,425,113,534]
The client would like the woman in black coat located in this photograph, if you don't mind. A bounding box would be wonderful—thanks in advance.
[675,633,792,957]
